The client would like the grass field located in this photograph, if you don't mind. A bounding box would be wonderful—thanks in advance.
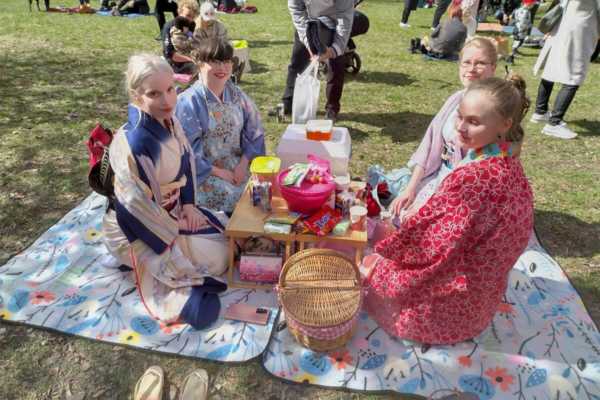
[0,0,598,398]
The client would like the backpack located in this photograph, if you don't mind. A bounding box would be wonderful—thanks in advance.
[86,123,115,197]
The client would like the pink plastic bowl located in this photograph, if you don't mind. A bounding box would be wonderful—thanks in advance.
[277,169,335,215]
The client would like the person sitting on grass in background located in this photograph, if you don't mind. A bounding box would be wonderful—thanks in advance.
[171,16,196,57]
[506,0,535,64]
[110,0,150,15]
[162,0,200,74]
[410,0,467,60]
[362,76,533,345]
[193,2,229,43]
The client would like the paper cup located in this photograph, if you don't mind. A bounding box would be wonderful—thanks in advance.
[350,205,368,231]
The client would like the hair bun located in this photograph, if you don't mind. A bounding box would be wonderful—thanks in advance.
[506,73,527,93]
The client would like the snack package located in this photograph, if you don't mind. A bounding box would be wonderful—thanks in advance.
[264,222,292,235]
[283,163,310,187]
[266,212,302,225]
[305,154,333,185]
[303,206,342,236]
[332,219,350,236]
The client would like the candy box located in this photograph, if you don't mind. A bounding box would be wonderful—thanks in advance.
[239,253,283,283]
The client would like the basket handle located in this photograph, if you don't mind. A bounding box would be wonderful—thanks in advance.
[282,279,359,290]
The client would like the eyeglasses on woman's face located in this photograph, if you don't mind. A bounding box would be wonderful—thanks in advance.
[460,60,493,70]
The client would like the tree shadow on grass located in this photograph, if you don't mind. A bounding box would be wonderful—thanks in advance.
[535,209,600,258]
[343,111,433,143]
[0,45,125,258]
[249,40,293,48]
[350,70,416,86]
[248,59,269,74]
[570,119,600,137]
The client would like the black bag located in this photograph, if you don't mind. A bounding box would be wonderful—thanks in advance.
[538,1,565,34]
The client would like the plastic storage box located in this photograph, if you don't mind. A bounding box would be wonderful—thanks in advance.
[275,124,351,177]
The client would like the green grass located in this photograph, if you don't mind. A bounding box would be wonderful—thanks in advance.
[0,0,599,398]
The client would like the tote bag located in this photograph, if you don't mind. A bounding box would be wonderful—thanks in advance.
[292,60,320,124]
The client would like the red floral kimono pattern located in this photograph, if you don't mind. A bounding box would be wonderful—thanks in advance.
[364,152,534,344]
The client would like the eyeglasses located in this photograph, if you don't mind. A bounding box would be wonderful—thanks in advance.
[208,60,233,67]
[460,60,493,70]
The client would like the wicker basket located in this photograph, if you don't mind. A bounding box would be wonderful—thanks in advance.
[278,249,362,352]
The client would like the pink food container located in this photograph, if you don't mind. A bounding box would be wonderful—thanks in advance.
[277,169,335,215]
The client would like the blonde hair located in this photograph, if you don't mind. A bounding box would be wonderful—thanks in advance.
[466,75,530,142]
[125,53,173,102]
[178,0,200,15]
[460,36,498,64]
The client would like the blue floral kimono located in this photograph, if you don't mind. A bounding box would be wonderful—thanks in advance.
[102,105,229,326]
[175,81,265,213]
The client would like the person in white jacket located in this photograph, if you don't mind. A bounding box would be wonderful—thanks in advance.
[530,0,600,139]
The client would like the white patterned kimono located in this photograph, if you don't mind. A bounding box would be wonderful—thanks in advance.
[102,105,228,323]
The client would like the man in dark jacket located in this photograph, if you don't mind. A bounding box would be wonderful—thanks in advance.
[280,0,369,122]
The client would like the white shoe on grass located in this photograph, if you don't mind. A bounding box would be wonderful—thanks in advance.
[530,112,550,123]
[399,22,411,28]
[542,123,577,139]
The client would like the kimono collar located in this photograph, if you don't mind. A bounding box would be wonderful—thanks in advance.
[192,80,233,104]
[462,142,513,164]
[127,104,173,141]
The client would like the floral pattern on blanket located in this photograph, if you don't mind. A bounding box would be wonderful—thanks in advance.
[0,193,278,363]
[263,235,600,399]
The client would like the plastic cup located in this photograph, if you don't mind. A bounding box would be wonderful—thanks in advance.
[350,205,368,231]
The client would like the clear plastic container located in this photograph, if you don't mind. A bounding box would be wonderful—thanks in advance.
[306,120,333,141]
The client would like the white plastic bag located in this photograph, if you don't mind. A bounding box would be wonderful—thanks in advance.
[292,60,320,124]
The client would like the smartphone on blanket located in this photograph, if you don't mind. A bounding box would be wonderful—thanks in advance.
[224,304,270,325]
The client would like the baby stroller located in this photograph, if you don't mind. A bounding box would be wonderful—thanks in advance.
[315,0,369,77]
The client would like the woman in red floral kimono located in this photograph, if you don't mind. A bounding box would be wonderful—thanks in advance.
[363,76,534,345]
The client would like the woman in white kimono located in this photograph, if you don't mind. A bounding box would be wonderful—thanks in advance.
[530,0,600,139]
[102,54,229,330]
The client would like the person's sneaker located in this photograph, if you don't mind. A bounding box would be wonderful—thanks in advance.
[530,111,550,123]
[399,22,411,28]
[542,122,577,139]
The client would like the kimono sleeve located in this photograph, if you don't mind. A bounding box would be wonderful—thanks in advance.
[367,166,489,299]
[239,89,266,161]
[175,94,213,185]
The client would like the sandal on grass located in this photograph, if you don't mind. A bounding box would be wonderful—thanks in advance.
[179,369,209,400]
[133,366,164,400]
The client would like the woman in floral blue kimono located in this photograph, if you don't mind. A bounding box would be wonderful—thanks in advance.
[175,39,265,214]
[102,54,229,330]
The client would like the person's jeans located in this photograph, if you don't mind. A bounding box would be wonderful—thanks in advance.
[402,0,419,23]
[282,10,369,115]
[535,79,579,125]
[155,0,178,33]
[432,0,451,28]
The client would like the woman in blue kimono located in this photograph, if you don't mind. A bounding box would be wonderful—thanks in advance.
[175,38,265,214]
[102,54,229,329]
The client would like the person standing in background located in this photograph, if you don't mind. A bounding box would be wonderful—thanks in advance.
[530,0,600,139]
[155,0,179,40]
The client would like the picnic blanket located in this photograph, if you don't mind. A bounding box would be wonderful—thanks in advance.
[262,234,600,399]
[1,194,599,399]
[0,193,277,363]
